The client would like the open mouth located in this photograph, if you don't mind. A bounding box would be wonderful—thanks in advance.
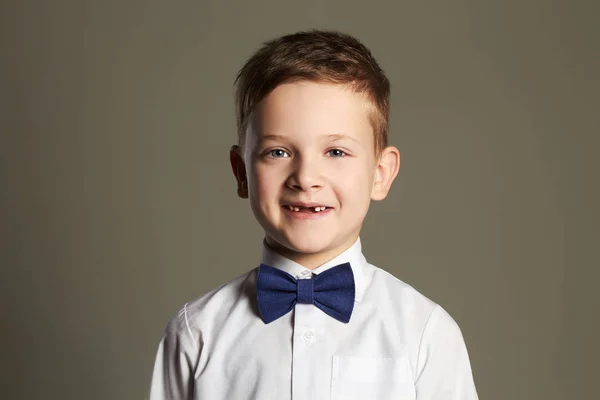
[282,205,332,213]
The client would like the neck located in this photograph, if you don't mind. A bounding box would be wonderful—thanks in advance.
[264,236,357,270]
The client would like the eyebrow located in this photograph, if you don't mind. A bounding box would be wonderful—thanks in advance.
[260,134,288,142]
[325,134,360,144]
[259,133,360,143]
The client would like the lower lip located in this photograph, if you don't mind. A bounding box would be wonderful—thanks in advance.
[282,207,333,220]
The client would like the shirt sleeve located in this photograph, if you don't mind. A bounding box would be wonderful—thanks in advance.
[414,305,479,399]
[148,304,200,400]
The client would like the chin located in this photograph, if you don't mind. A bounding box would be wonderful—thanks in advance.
[276,231,337,255]
[288,240,332,255]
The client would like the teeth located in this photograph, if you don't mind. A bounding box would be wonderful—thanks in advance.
[286,205,327,212]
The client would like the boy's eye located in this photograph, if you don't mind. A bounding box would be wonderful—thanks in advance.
[327,149,346,157]
[268,149,290,158]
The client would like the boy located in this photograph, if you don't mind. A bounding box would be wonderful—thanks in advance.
[148,30,479,399]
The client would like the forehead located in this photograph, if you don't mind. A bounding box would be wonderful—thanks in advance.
[249,81,374,145]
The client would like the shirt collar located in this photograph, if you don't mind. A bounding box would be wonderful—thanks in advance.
[259,237,368,302]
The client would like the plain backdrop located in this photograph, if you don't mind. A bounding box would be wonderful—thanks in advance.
[1,1,598,399]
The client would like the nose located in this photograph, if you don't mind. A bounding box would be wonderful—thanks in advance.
[286,156,324,192]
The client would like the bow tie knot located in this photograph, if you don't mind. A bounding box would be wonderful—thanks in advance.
[296,278,314,304]
[256,263,356,324]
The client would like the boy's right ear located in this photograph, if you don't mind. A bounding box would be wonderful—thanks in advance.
[230,145,248,199]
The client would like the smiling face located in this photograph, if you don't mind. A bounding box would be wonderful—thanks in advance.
[231,81,400,268]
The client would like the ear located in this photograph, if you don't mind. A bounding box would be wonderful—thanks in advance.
[371,146,400,201]
[230,145,248,199]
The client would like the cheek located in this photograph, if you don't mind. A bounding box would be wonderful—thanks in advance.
[250,163,283,204]
[330,162,374,204]
[334,161,373,186]
[248,167,274,221]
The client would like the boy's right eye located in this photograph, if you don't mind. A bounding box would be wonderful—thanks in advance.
[267,149,290,158]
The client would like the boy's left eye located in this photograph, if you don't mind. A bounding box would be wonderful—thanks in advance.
[327,149,346,157]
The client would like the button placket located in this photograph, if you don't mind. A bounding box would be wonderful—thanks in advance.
[291,303,325,399]
[291,271,329,398]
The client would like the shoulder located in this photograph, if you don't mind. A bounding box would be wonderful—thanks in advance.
[365,263,438,318]
[364,263,470,358]
[363,263,467,337]
[163,269,256,339]
[367,263,467,338]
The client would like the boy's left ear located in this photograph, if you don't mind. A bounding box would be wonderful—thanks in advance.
[371,146,400,201]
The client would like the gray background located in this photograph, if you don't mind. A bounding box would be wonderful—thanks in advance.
[1,0,598,399]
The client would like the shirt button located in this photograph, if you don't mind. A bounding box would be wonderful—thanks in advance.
[303,331,315,343]
[298,270,312,278]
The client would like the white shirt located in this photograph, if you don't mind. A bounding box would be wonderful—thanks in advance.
[148,238,479,400]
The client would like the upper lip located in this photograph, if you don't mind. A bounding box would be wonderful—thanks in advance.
[282,202,331,208]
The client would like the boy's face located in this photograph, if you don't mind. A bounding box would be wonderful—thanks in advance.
[231,81,399,268]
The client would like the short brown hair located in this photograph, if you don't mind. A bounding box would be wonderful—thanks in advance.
[234,30,390,154]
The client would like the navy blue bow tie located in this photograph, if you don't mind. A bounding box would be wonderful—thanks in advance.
[256,263,356,324]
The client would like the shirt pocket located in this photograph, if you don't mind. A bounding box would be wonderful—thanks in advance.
[330,356,416,400]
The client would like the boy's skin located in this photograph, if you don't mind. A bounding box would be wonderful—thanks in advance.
[230,81,400,269]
